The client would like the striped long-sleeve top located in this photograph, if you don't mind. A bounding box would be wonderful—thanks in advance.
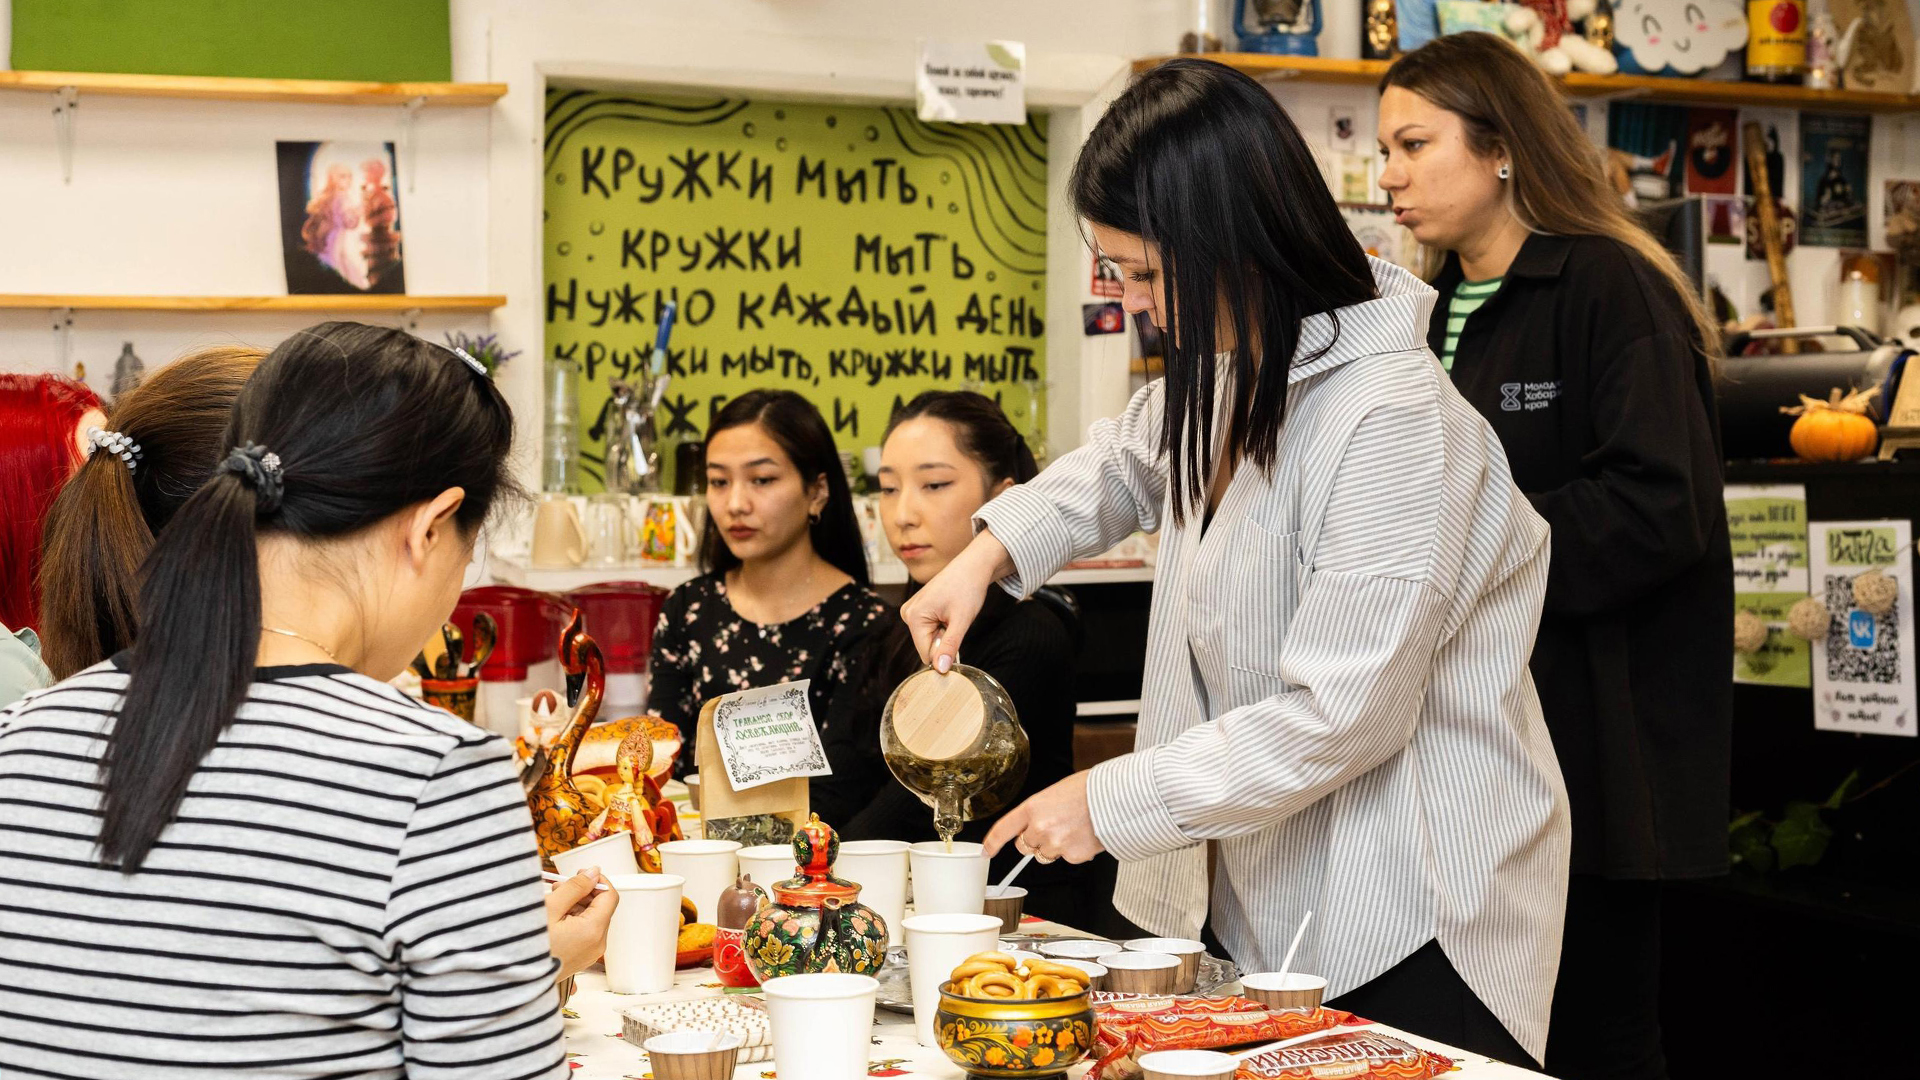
[975,258,1571,1060]
[0,659,565,1079]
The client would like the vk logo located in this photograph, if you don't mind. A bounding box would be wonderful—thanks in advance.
[1499,383,1523,411]
[1849,610,1877,649]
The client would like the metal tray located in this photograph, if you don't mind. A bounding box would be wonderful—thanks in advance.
[873,934,1242,1012]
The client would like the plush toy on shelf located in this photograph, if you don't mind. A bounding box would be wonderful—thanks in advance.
[1611,0,1748,75]
[1505,0,1621,73]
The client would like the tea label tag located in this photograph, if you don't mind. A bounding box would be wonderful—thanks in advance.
[711,680,832,791]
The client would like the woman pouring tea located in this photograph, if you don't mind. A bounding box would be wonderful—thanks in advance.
[902,59,1570,1066]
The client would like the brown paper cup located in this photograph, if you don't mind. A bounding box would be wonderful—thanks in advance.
[1240,971,1326,1010]
[983,885,1027,934]
[644,1032,744,1080]
[1102,951,1180,994]
[1125,937,1205,994]
[1059,959,1108,992]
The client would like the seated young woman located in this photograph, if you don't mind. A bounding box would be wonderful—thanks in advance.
[647,389,891,770]
[37,346,265,680]
[0,323,607,1078]
[0,373,103,701]
[810,391,1085,917]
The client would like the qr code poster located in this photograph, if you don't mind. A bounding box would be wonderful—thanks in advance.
[1809,520,1918,738]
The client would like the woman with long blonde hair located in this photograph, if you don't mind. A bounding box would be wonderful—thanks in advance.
[1379,32,1731,1080]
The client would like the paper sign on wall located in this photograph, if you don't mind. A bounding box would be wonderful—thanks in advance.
[711,680,833,791]
[1809,520,1917,737]
[917,41,1027,125]
[1726,483,1811,688]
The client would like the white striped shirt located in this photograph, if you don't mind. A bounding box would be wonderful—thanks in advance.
[0,659,565,1079]
[976,258,1571,1060]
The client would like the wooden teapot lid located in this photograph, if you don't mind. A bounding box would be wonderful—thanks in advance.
[890,667,988,762]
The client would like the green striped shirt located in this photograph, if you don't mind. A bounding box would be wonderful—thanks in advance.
[1441,277,1502,371]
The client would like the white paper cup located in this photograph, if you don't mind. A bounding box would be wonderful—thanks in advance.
[761,973,879,1080]
[902,912,1002,1047]
[1102,950,1180,995]
[736,844,796,890]
[908,840,989,916]
[551,831,641,879]
[1038,939,1120,961]
[1140,1049,1240,1080]
[836,839,909,946]
[1126,936,1206,993]
[604,873,685,994]
[1058,958,1108,991]
[659,839,740,927]
[1240,971,1327,1010]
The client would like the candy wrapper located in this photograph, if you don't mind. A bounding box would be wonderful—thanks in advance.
[1236,1031,1453,1080]
[1088,995,1353,1080]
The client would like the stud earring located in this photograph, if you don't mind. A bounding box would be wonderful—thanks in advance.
[1497,163,1512,181]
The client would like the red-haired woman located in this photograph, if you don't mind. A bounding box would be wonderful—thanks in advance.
[0,373,103,700]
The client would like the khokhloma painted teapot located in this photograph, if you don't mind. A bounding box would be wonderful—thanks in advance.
[740,815,889,982]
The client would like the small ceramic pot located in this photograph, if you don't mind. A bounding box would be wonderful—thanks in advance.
[712,926,758,988]
[420,676,479,723]
[934,981,1095,1079]
[740,815,889,982]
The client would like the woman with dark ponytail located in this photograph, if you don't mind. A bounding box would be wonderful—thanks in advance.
[0,323,587,1078]
[36,345,264,680]
[646,389,891,770]
[811,391,1090,922]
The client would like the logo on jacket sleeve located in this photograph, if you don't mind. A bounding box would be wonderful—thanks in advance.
[1499,381,1561,412]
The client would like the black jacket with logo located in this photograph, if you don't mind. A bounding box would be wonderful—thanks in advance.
[1431,233,1732,879]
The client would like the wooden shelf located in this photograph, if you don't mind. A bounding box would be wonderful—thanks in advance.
[0,294,506,312]
[1135,53,1920,113]
[0,70,506,106]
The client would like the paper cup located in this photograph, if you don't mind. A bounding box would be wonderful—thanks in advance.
[983,884,1027,934]
[908,840,989,916]
[1140,1049,1241,1080]
[644,1031,744,1080]
[604,873,685,994]
[836,839,909,946]
[1038,939,1120,961]
[683,772,703,813]
[902,912,1002,1047]
[762,973,879,1080]
[659,839,740,927]
[551,831,641,879]
[737,843,796,889]
[1103,950,1180,995]
[1240,971,1327,1010]
[1126,937,1206,994]
[1058,958,1108,992]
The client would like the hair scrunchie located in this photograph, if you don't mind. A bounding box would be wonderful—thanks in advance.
[222,443,285,515]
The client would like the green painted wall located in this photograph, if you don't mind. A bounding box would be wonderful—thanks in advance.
[11,0,452,81]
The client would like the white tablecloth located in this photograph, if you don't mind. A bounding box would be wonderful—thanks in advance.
[560,920,1554,1080]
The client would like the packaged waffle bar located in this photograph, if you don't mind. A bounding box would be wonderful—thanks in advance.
[1235,1030,1453,1080]
[1088,995,1353,1080]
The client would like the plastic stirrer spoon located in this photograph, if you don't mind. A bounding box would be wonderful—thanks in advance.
[1275,909,1313,983]
[989,852,1034,899]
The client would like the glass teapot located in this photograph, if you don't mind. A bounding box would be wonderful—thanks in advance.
[880,663,1031,843]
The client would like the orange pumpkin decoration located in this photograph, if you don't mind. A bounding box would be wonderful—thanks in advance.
[1781,387,1881,462]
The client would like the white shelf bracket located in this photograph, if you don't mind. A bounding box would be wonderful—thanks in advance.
[53,86,78,184]
[51,306,73,371]
[401,95,426,195]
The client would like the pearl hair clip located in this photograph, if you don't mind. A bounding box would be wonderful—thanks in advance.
[86,426,141,472]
